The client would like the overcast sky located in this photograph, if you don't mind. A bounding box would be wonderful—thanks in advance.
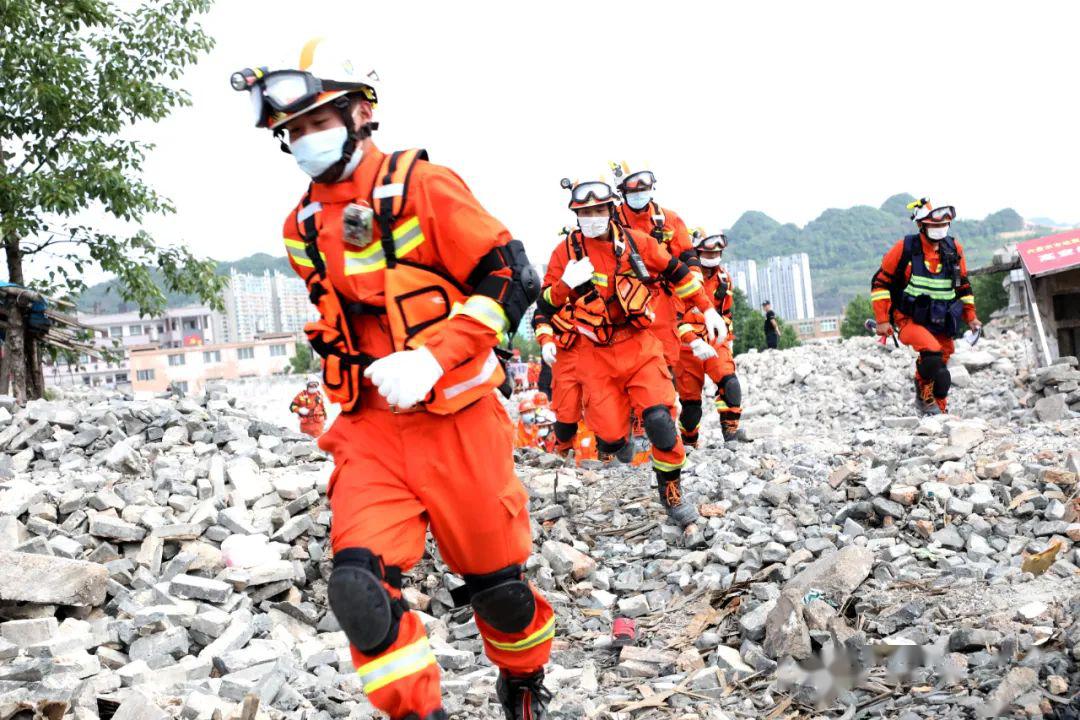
[85,1,1080,280]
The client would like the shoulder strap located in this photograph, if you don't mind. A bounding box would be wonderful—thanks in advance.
[296,186,326,278]
[648,201,666,240]
[372,148,429,269]
[568,230,585,261]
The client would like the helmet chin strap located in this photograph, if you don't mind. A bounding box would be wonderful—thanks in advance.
[313,96,376,184]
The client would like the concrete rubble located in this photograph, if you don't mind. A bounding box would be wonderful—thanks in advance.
[1,329,1079,719]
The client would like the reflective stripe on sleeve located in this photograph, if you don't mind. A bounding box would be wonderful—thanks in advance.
[458,295,510,338]
[673,275,702,299]
[870,290,891,301]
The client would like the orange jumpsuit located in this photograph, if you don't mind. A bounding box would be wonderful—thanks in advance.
[534,237,590,456]
[675,266,741,444]
[542,226,711,475]
[616,202,698,371]
[290,389,327,437]
[871,233,977,411]
[283,145,552,718]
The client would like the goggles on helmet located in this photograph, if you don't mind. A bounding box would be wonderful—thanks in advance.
[695,233,728,252]
[921,205,956,224]
[232,68,373,128]
[619,170,656,192]
[565,180,617,209]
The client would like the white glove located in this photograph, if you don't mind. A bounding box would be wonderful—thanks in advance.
[703,307,727,343]
[561,257,595,289]
[689,338,718,361]
[298,407,310,416]
[541,342,558,365]
[364,346,445,409]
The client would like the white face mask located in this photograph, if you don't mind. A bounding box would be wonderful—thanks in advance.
[578,216,610,238]
[625,190,653,210]
[925,225,950,241]
[700,256,722,268]
[290,126,360,180]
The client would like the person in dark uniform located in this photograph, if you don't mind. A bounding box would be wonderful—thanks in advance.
[762,301,780,350]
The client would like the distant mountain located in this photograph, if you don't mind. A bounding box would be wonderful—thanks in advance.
[725,195,1030,315]
[78,253,292,314]
[1028,216,1077,229]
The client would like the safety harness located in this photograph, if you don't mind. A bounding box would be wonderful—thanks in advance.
[874,234,964,335]
[296,148,516,414]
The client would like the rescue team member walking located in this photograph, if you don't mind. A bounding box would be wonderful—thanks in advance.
[536,179,725,526]
[871,198,980,415]
[290,378,328,437]
[676,232,742,445]
[232,39,553,720]
[532,228,592,457]
[611,164,700,374]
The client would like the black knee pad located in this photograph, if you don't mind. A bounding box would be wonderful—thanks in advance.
[932,365,951,398]
[916,351,944,380]
[460,565,535,634]
[595,436,628,454]
[679,400,703,432]
[328,548,405,655]
[553,420,577,443]
[720,375,742,408]
[642,405,677,452]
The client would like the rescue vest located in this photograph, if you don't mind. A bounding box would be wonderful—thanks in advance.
[566,226,654,345]
[297,149,505,415]
[895,234,964,336]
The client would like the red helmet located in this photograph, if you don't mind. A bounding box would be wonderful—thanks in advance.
[518,397,537,414]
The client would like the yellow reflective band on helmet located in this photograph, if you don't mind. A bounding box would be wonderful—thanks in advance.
[284,237,324,269]
[357,637,437,695]
[651,456,686,472]
[483,616,555,652]
[458,295,510,339]
[344,216,425,275]
[870,290,891,301]
[674,276,702,299]
[591,272,609,288]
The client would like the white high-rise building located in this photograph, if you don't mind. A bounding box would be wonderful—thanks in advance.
[758,253,815,321]
[726,259,761,308]
[271,271,319,335]
[222,269,318,342]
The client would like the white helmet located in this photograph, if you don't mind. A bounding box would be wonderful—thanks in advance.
[232,36,379,130]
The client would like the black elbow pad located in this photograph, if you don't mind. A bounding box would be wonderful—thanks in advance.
[678,250,700,267]
[470,239,540,330]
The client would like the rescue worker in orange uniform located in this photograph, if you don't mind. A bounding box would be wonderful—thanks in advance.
[514,393,556,453]
[532,228,592,458]
[673,232,743,444]
[610,164,701,374]
[536,179,725,526]
[871,198,980,415]
[232,39,553,720]
[290,378,328,437]
[675,232,742,445]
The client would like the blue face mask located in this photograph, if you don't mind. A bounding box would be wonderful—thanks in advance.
[625,190,653,210]
[290,127,361,180]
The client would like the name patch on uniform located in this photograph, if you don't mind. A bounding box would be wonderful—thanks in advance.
[343,203,375,249]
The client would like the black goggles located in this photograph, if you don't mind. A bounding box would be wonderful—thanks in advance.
[620,170,656,191]
[231,68,371,127]
[569,181,616,207]
[922,205,956,223]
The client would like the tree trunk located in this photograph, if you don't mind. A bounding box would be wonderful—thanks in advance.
[3,231,32,403]
[5,301,26,404]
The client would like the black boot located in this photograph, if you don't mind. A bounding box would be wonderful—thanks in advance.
[496,669,551,720]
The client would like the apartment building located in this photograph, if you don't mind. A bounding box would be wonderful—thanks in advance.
[129,333,297,395]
